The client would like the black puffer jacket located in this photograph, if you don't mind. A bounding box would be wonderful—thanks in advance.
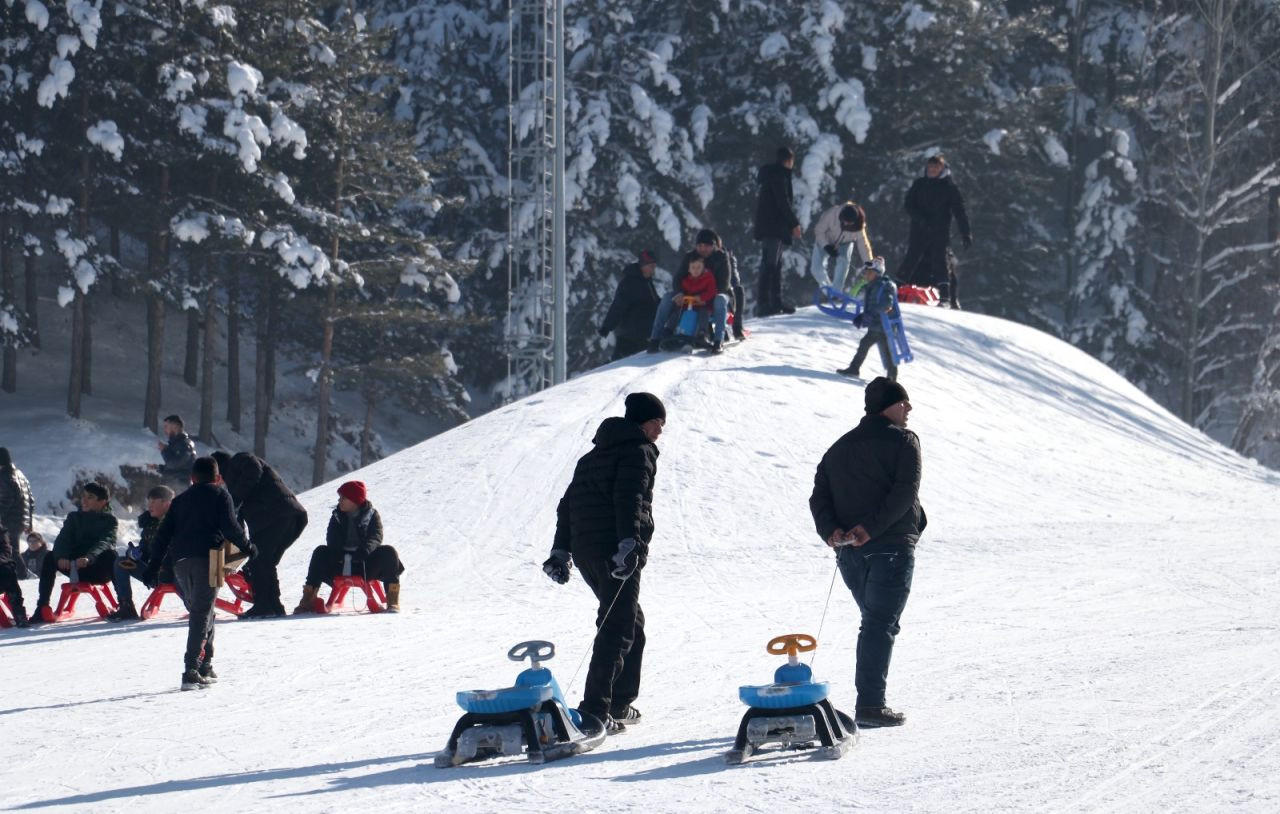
[151,481,247,564]
[324,501,383,558]
[810,415,927,547]
[0,465,34,538]
[553,417,659,563]
[160,432,197,479]
[904,172,971,249]
[600,263,660,345]
[753,162,800,243]
[0,526,14,567]
[222,453,307,533]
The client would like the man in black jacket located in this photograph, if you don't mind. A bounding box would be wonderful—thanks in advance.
[543,392,664,732]
[599,250,661,360]
[898,155,972,308]
[145,457,254,690]
[294,480,403,614]
[216,451,308,619]
[753,146,803,317]
[0,526,27,626]
[108,485,174,621]
[156,415,197,489]
[0,447,35,579]
[809,377,925,728]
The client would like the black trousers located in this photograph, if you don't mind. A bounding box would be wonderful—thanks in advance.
[575,556,645,719]
[612,335,647,361]
[732,284,748,336]
[173,556,217,670]
[243,511,308,609]
[0,563,23,609]
[304,545,403,587]
[756,238,785,315]
[37,550,116,606]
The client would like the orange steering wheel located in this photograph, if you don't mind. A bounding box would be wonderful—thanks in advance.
[766,633,817,658]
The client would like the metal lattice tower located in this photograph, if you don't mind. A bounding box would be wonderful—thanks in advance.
[506,0,566,397]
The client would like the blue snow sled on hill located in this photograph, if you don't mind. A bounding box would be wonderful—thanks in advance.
[813,285,864,323]
[727,633,857,764]
[434,640,606,767]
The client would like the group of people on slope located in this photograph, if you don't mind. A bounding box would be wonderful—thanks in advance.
[543,378,924,734]
[0,435,406,690]
[597,148,972,368]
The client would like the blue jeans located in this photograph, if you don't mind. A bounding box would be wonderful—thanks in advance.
[837,542,914,707]
[112,562,147,609]
[650,292,729,343]
[649,293,679,341]
[810,242,853,291]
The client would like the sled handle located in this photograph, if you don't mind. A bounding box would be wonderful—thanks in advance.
[508,640,555,664]
[766,634,817,658]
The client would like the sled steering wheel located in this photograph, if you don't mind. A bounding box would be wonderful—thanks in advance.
[767,633,817,658]
[508,640,556,664]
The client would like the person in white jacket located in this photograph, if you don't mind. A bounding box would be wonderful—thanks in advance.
[810,202,874,293]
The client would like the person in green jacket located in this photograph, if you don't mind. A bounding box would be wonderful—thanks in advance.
[29,482,118,624]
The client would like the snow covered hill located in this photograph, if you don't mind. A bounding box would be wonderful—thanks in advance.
[4,303,1280,813]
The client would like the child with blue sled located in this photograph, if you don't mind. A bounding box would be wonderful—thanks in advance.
[836,258,911,382]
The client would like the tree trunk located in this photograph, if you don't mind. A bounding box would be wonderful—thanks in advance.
[312,281,337,487]
[265,277,278,408]
[23,242,38,350]
[82,289,92,396]
[226,261,241,431]
[144,164,171,433]
[1062,0,1087,332]
[198,265,217,445]
[1,214,16,393]
[110,224,122,296]
[254,271,271,457]
[184,300,200,387]
[68,99,91,417]
[360,392,375,468]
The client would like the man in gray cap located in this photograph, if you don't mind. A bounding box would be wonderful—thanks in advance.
[809,377,925,728]
[543,392,665,733]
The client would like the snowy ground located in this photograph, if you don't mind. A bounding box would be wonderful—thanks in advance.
[3,303,1280,812]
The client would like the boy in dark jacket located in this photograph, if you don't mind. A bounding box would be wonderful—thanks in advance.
[21,532,48,581]
[29,482,118,624]
[294,481,403,613]
[810,378,925,728]
[753,146,803,316]
[898,154,971,308]
[108,485,175,621]
[837,258,901,382]
[145,457,254,690]
[599,250,661,360]
[216,451,308,619]
[542,392,664,733]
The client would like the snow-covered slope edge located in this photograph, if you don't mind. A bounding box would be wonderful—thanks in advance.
[5,304,1279,813]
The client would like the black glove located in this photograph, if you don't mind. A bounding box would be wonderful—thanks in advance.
[962,234,973,250]
[823,244,838,258]
[141,564,160,590]
[236,539,259,561]
[542,550,572,584]
[597,325,609,338]
[610,538,639,580]
[852,312,866,329]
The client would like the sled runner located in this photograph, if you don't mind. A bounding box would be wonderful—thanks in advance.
[727,633,856,764]
[434,640,606,767]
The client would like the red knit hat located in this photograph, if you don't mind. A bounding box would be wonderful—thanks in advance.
[337,481,367,505]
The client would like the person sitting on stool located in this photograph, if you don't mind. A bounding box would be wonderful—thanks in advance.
[294,481,403,613]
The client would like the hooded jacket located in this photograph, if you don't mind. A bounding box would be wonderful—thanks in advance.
[324,501,383,558]
[810,415,927,548]
[553,417,659,563]
[0,465,34,538]
[904,170,971,248]
[600,262,660,344]
[813,203,874,267]
[753,162,800,243]
[222,452,307,534]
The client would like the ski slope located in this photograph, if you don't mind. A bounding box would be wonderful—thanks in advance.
[4,304,1280,813]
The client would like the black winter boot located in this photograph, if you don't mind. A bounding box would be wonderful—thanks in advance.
[855,706,906,727]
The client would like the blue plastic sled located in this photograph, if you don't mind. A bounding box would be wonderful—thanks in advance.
[813,286,864,323]
[881,309,914,365]
[435,640,606,767]
[727,634,856,764]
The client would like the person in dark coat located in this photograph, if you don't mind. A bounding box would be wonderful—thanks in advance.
[21,532,48,581]
[542,392,664,733]
[837,258,901,382]
[28,482,118,624]
[0,447,35,579]
[0,526,27,626]
[898,154,971,308]
[599,250,661,360]
[809,377,925,728]
[753,146,803,317]
[156,415,198,489]
[718,235,749,340]
[215,451,308,618]
[145,457,255,690]
[294,480,404,614]
[108,485,174,621]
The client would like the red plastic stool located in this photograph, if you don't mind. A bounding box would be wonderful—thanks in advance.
[319,576,386,614]
[42,581,118,623]
[0,594,14,629]
[898,284,940,305]
[139,583,179,620]
[218,572,253,616]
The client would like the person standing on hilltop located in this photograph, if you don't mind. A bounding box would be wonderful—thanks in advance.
[753,146,803,317]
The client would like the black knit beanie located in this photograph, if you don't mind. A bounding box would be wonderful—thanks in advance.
[624,392,666,425]
[865,377,909,415]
